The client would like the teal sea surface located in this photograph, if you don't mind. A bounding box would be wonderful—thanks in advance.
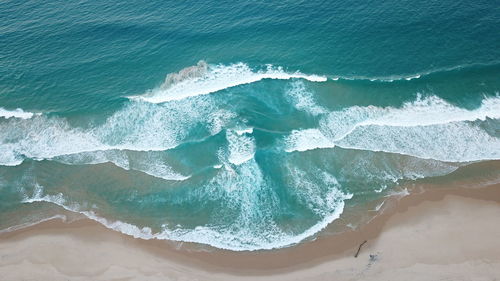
[1,0,499,250]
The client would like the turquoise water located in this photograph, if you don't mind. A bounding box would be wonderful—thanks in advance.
[0,0,499,250]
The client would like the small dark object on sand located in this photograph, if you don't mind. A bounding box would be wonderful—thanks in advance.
[354,240,367,258]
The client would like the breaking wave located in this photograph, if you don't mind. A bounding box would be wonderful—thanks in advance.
[2,60,499,252]
[20,165,352,251]
[132,61,327,103]
[0,97,232,180]
[0,108,37,119]
[285,94,500,162]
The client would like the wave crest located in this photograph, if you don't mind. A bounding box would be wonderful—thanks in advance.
[19,164,351,251]
[132,62,327,103]
[285,95,500,162]
[0,108,37,119]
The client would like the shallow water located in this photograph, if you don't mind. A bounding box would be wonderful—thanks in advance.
[1,0,499,251]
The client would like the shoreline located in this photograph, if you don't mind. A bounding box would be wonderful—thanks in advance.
[1,182,500,279]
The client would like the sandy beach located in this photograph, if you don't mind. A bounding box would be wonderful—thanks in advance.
[1,183,499,281]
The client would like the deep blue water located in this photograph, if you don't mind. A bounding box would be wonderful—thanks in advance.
[0,0,499,250]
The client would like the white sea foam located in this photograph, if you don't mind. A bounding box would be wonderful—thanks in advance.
[333,149,462,185]
[19,162,352,251]
[285,128,334,152]
[0,107,37,119]
[133,62,327,103]
[285,81,328,116]
[22,183,66,205]
[235,127,253,136]
[152,162,351,251]
[207,109,237,135]
[130,154,191,181]
[0,97,234,169]
[24,191,155,241]
[152,195,349,251]
[320,94,500,142]
[337,122,500,162]
[0,115,108,166]
[405,74,421,80]
[54,150,190,181]
[0,147,25,166]
[285,95,500,162]
[226,130,255,165]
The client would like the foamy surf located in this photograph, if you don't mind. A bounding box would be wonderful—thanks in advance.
[0,98,233,167]
[1,62,498,253]
[22,194,349,251]
[225,130,256,165]
[2,0,500,259]
[285,95,500,162]
[132,61,327,103]
[19,169,353,251]
[54,150,191,181]
[0,108,37,119]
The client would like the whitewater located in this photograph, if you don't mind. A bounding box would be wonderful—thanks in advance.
[1,61,499,251]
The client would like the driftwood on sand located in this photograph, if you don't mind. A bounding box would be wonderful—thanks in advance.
[354,240,367,258]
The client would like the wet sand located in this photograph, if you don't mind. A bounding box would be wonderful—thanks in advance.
[1,183,500,280]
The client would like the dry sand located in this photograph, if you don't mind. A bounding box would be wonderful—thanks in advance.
[1,184,500,281]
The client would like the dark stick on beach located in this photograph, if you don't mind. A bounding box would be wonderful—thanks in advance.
[354,240,367,258]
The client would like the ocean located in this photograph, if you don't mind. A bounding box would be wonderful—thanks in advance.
[0,0,499,251]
